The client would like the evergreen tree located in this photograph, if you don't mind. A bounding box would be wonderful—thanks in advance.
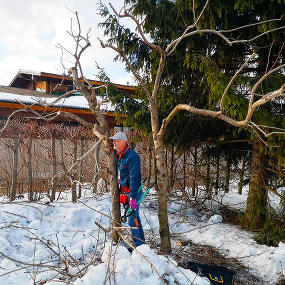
[99,0,285,251]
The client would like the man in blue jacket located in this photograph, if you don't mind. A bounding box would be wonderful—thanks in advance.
[109,131,145,247]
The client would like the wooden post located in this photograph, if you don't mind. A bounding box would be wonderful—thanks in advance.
[10,133,20,201]
[78,138,84,198]
[51,129,57,201]
[28,137,33,201]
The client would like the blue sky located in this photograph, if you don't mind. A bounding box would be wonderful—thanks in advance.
[0,0,135,86]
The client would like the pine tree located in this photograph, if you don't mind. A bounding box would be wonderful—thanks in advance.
[99,0,285,252]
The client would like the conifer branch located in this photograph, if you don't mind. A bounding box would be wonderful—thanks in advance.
[99,39,151,99]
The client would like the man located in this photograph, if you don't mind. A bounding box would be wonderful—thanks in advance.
[109,131,145,247]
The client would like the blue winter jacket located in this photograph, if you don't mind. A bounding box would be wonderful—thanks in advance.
[116,144,142,199]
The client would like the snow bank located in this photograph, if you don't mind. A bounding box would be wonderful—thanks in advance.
[0,189,283,284]
[75,243,210,285]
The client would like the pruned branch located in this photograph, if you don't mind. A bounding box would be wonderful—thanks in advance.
[220,53,256,113]
[117,231,167,285]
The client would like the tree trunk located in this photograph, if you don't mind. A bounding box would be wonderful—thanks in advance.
[170,146,175,188]
[154,143,171,253]
[147,61,171,252]
[192,146,197,196]
[28,137,33,201]
[51,130,57,201]
[245,137,268,229]
[105,140,121,243]
[183,152,187,191]
[72,139,78,203]
[183,151,186,191]
[69,67,121,241]
[225,157,231,193]
[93,139,101,193]
[153,154,158,191]
[10,133,20,201]
[146,146,152,189]
[205,156,211,199]
[281,188,285,220]
[215,156,220,195]
[238,157,245,195]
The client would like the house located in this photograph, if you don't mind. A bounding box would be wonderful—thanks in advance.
[0,70,135,193]
[0,69,136,129]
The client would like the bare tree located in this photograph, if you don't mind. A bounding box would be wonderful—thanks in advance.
[59,11,121,240]
[0,13,122,242]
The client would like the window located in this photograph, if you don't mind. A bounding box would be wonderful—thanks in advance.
[66,84,74,92]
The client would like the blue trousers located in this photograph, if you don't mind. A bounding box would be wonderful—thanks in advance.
[128,205,145,247]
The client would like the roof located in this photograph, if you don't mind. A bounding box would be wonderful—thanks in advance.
[0,86,115,113]
[9,69,136,93]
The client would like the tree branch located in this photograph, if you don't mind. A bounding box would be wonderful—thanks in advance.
[67,137,103,174]
[245,84,285,125]
[56,111,94,128]
[167,0,210,56]
[99,40,151,99]
[218,17,283,33]
[109,3,163,54]
[0,109,29,134]
[158,83,285,138]
[220,53,256,113]
[249,64,285,108]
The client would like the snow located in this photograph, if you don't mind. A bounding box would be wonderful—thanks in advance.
[0,91,115,111]
[0,182,284,284]
[76,243,209,285]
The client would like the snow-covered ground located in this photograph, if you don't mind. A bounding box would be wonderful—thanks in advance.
[0,181,284,284]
